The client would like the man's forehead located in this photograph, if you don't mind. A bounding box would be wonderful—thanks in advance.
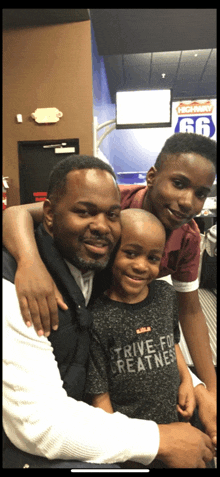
[66,167,115,184]
[65,168,120,201]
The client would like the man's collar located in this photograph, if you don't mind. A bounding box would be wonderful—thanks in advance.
[64,259,94,281]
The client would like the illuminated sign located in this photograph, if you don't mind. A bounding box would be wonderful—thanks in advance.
[174,100,216,138]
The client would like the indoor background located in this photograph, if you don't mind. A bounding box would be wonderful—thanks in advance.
[3,8,216,206]
[3,8,216,374]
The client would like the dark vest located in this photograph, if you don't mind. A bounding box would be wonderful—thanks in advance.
[3,223,93,401]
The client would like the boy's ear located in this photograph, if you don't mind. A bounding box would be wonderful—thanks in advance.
[43,199,54,234]
[146,166,158,188]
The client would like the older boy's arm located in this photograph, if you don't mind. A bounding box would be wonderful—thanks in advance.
[3,203,66,335]
[175,343,192,383]
[92,392,114,414]
[175,344,195,419]
[3,202,43,259]
[194,384,217,448]
[177,290,216,395]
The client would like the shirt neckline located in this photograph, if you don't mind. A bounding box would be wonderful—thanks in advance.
[103,280,156,310]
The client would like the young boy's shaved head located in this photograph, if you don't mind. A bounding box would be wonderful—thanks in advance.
[120,208,166,243]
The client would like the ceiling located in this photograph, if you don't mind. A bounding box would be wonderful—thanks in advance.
[3,9,216,101]
[2,9,90,28]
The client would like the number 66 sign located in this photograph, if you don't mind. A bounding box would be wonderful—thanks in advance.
[174,100,216,138]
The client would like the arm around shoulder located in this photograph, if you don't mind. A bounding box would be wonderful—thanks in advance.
[3,202,66,335]
[3,202,44,261]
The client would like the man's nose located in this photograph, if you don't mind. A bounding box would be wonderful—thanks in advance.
[89,213,110,234]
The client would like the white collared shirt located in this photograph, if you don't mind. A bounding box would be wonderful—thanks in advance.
[64,260,94,306]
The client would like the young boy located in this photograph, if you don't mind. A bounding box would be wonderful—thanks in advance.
[86,209,196,428]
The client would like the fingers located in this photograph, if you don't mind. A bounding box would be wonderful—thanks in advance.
[203,445,216,464]
[176,404,191,420]
[19,295,33,328]
[178,388,187,409]
[197,432,216,467]
[211,435,217,447]
[47,294,61,332]
[185,401,195,419]
[204,433,216,461]
[37,297,55,337]
[20,296,45,336]
[53,284,68,312]
[19,294,61,337]
[56,297,68,311]
[177,385,196,421]
[205,426,217,448]
[14,264,68,336]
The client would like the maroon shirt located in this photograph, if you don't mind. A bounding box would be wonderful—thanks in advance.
[119,184,200,292]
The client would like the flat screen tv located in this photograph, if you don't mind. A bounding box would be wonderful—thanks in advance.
[116,89,172,129]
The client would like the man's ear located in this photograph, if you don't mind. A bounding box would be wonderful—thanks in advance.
[43,199,54,234]
[146,166,158,188]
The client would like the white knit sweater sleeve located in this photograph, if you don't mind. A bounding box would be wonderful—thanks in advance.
[3,279,159,465]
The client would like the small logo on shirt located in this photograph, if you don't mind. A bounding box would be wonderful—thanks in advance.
[136,326,151,334]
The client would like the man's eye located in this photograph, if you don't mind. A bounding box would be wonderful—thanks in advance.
[75,209,89,217]
[173,179,184,189]
[108,211,120,220]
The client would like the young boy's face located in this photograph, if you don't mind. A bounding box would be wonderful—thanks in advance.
[145,153,215,231]
[111,219,165,303]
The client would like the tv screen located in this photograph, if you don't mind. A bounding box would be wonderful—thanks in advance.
[116,89,172,129]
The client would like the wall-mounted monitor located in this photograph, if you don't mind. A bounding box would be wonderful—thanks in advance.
[116,89,172,129]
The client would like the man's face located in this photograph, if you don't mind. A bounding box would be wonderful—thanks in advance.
[145,153,215,231]
[46,169,121,272]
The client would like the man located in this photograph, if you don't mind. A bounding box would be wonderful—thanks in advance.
[3,155,215,468]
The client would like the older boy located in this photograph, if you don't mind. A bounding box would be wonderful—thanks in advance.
[117,133,217,435]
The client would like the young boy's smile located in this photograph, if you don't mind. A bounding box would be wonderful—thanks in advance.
[144,153,215,232]
[109,210,166,304]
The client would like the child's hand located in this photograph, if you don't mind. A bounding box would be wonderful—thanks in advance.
[15,260,68,337]
[177,379,196,421]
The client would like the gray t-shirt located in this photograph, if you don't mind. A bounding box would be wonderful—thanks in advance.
[86,280,181,424]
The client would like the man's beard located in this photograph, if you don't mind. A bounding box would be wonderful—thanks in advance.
[53,230,114,273]
[70,251,111,272]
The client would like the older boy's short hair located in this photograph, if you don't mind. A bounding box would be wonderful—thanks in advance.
[154,132,216,170]
[47,154,117,203]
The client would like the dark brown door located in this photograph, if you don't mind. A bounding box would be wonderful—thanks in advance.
[18,139,79,204]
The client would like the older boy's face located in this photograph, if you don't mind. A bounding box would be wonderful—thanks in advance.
[146,153,215,231]
[47,169,121,272]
